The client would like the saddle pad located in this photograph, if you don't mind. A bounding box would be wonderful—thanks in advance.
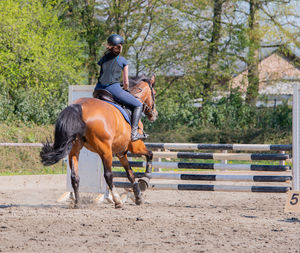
[105,101,131,125]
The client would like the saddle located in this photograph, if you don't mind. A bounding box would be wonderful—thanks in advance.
[93,89,132,123]
[93,89,116,103]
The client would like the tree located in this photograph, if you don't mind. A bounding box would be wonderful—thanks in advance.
[62,0,106,85]
[62,0,167,83]
[0,0,84,123]
[203,0,226,97]
[245,0,260,104]
[166,0,246,100]
[236,0,300,104]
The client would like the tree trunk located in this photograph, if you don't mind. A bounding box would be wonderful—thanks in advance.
[88,42,98,85]
[83,0,99,85]
[246,0,260,105]
[203,0,223,98]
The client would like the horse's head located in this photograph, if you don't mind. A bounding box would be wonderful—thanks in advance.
[129,74,158,122]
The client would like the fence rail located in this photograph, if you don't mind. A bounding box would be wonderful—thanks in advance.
[0,143,43,147]
[0,142,292,151]
[145,143,292,151]
[0,142,292,193]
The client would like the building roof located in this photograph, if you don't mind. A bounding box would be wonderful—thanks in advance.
[230,46,300,95]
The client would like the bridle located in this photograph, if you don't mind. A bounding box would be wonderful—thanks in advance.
[131,80,156,118]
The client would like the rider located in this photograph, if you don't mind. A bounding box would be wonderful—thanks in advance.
[94,34,147,141]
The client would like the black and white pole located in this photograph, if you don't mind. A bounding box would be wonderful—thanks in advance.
[145,143,292,151]
[112,161,290,171]
[114,182,290,193]
[113,171,291,182]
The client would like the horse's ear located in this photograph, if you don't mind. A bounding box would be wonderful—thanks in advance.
[150,74,155,86]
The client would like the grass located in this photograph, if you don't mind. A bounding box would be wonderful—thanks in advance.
[0,167,65,176]
[0,122,61,176]
[0,145,65,176]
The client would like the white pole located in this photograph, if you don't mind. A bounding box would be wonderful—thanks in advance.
[293,84,300,190]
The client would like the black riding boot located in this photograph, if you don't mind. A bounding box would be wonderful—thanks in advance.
[131,106,148,141]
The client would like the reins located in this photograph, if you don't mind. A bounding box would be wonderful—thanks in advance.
[130,81,156,117]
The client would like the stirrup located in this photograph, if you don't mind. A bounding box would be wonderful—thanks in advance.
[131,132,148,142]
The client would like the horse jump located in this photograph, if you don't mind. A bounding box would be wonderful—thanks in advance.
[111,142,292,196]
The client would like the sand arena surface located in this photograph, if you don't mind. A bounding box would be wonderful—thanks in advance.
[0,174,300,253]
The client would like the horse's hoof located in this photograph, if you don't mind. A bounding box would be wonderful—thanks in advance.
[115,202,124,209]
[72,202,81,209]
[135,197,144,205]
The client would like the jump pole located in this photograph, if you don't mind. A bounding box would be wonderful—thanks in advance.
[112,161,290,171]
[112,171,292,182]
[145,143,292,151]
[114,182,290,193]
[127,151,290,161]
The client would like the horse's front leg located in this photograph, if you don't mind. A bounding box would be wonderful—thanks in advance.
[68,138,83,208]
[129,141,153,179]
[100,147,123,208]
[145,150,153,179]
[117,154,143,205]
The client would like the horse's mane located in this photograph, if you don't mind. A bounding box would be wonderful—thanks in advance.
[129,74,154,88]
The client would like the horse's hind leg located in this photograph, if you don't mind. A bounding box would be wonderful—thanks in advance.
[100,147,123,208]
[69,137,84,208]
[117,154,143,205]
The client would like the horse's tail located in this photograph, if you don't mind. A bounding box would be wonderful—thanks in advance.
[40,104,86,166]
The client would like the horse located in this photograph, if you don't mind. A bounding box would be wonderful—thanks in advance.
[40,74,158,208]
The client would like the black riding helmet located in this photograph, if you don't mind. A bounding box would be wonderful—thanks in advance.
[107,34,124,46]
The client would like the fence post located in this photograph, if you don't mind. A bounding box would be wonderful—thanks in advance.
[221,150,228,164]
[153,148,162,172]
[279,151,285,166]
[293,83,300,190]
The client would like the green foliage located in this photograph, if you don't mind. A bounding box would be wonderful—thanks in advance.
[0,85,68,124]
[0,87,15,122]
[145,84,292,143]
[13,87,67,124]
[256,102,292,131]
[0,0,84,124]
[0,0,296,133]
[199,92,257,130]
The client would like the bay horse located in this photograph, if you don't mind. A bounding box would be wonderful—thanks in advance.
[40,75,158,208]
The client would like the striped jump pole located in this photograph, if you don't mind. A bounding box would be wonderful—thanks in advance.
[112,171,292,182]
[127,152,290,161]
[0,142,291,151]
[112,161,290,171]
[145,143,292,151]
[114,181,291,193]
